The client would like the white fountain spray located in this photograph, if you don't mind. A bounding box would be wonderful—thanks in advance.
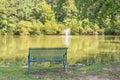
[64,28,71,46]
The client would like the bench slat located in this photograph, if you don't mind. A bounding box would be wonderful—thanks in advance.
[30,59,64,62]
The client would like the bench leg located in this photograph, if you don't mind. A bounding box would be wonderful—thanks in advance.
[28,58,30,74]
[63,60,67,72]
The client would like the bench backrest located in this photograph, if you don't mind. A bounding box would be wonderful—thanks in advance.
[28,48,68,61]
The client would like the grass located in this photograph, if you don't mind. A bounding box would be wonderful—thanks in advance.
[0,62,120,80]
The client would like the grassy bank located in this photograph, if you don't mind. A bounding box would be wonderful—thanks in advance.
[0,62,120,80]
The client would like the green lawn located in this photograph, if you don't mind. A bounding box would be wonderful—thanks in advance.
[0,62,120,80]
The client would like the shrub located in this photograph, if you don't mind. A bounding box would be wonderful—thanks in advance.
[29,22,43,35]
[43,21,65,35]
[1,20,7,26]
[79,27,85,34]
[86,26,94,35]
[0,20,8,35]
[104,27,113,35]
[14,21,32,35]
[70,25,79,35]
[92,24,105,35]
[56,23,65,34]
[81,19,95,35]
[64,19,80,35]
[112,20,120,35]
[82,19,90,29]
[0,28,7,35]
[43,21,54,34]
[7,23,16,34]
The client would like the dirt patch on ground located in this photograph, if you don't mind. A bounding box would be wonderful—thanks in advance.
[81,76,110,80]
[31,70,112,80]
[31,69,64,75]
[103,65,120,72]
[102,63,120,80]
[30,62,120,80]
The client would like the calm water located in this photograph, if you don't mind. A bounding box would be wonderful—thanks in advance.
[0,35,120,65]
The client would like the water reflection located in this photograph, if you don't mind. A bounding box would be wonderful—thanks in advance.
[0,35,120,65]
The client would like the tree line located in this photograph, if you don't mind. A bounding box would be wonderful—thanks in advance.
[0,0,120,35]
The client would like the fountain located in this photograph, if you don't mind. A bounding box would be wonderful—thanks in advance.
[65,29,71,37]
[64,28,71,46]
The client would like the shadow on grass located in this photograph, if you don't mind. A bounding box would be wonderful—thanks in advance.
[30,68,65,75]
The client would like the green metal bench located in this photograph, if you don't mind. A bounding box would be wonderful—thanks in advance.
[28,47,68,74]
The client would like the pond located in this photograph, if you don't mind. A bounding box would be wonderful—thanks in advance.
[0,35,120,65]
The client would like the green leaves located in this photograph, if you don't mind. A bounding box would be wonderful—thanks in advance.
[32,1,55,23]
[0,0,119,35]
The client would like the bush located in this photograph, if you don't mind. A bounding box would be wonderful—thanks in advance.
[104,27,113,35]
[0,28,7,35]
[97,28,105,35]
[79,27,85,34]
[43,21,55,34]
[56,23,65,34]
[82,19,90,29]
[1,20,7,26]
[0,20,8,35]
[14,21,32,35]
[70,25,79,35]
[86,27,94,35]
[92,24,105,35]
[64,19,80,35]
[7,23,16,34]
[29,22,43,35]
[113,20,120,35]
[43,21,65,35]
[104,20,120,35]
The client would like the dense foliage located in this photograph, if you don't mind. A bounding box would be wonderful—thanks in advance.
[0,0,119,35]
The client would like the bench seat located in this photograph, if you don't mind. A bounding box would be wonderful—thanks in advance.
[28,47,68,74]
